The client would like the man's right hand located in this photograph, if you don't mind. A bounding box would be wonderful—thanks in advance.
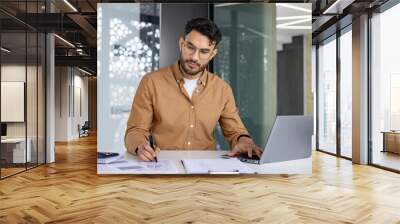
[137,142,160,162]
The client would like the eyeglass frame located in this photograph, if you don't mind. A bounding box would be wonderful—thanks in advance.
[181,39,217,60]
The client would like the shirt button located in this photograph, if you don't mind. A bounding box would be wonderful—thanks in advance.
[191,105,194,109]
[188,141,191,145]
[190,124,194,128]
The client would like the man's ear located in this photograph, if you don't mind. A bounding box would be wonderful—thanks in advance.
[178,37,184,52]
[210,48,218,60]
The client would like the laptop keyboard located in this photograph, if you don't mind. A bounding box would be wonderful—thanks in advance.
[237,154,260,164]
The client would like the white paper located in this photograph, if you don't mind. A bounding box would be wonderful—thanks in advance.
[97,154,125,164]
[181,158,256,174]
[98,159,179,174]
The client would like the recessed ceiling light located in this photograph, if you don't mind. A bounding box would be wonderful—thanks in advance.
[1,47,11,53]
[214,3,242,7]
[276,3,312,13]
[78,67,92,76]
[54,34,75,48]
[277,25,312,30]
[277,16,311,21]
[323,0,349,14]
[63,0,78,12]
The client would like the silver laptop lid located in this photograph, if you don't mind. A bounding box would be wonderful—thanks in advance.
[259,115,313,164]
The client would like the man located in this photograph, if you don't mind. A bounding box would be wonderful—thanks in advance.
[125,17,262,162]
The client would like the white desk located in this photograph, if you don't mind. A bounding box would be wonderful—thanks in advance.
[97,150,312,175]
[1,138,31,163]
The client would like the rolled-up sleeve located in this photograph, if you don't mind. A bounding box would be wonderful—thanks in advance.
[124,75,153,154]
[218,84,249,149]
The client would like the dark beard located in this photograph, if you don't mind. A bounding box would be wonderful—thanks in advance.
[179,57,206,76]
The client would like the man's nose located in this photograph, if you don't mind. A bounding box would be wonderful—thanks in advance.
[191,50,200,61]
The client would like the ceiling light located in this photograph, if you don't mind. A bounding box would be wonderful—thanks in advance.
[277,18,311,28]
[54,34,75,48]
[277,26,312,30]
[1,47,11,53]
[78,67,92,76]
[214,3,242,7]
[276,3,312,13]
[63,0,78,12]
[277,15,311,21]
[323,0,345,14]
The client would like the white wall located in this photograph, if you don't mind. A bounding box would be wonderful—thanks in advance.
[1,65,38,138]
[72,70,89,137]
[54,66,89,141]
[55,66,69,141]
[1,66,25,126]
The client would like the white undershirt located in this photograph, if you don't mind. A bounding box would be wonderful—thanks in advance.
[183,78,198,99]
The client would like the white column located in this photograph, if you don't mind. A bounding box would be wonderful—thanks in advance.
[352,14,369,164]
[46,32,55,163]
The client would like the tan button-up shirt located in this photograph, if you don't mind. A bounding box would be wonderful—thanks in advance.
[124,61,249,154]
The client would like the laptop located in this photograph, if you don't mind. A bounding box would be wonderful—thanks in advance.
[237,115,313,164]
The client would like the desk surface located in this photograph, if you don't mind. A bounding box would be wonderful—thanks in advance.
[1,138,27,143]
[381,131,400,134]
[97,150,312,175]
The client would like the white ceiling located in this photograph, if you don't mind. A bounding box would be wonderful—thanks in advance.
[276,3,312,51]
[214,3,312,51]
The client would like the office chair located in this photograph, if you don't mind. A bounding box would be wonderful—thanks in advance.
[79,121,90,138]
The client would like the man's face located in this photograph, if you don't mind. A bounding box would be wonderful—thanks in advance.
[179,30,218,76]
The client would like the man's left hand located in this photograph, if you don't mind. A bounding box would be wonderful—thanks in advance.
[227,137,263,158]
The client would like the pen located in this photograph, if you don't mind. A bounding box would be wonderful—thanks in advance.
[149,134,158,163]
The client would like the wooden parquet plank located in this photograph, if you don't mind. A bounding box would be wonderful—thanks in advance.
[0,134,400,223]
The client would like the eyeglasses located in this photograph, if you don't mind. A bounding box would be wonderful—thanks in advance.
[182,40,214,60]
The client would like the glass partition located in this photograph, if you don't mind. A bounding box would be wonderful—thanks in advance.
[27,30,38,169]
[38,31,46,165]
[1,30,28,177]
[339,27,352,158]
[317,35,337,155]
[0,1,46,179]
[213,3,277,149]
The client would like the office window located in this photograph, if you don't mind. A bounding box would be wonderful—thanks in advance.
[371,3,400,171]
[317,36,337,154]
[339,27,352,158]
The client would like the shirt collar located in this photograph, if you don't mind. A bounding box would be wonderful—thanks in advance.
[171,61,208,87]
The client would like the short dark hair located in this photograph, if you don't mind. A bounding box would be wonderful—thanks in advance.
[184,17,222,46]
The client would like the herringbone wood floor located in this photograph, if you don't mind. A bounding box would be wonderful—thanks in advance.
[1,134,400,224]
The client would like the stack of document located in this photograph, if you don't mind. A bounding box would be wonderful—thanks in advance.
[181,158,256,174]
